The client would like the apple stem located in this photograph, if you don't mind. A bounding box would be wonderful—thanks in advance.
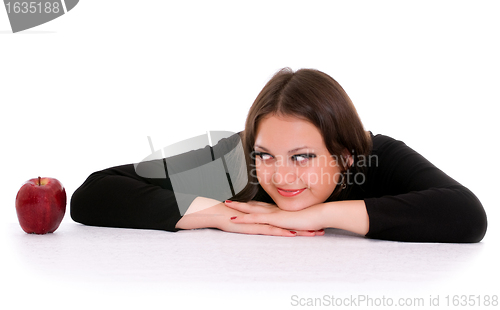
[38,176,41,186]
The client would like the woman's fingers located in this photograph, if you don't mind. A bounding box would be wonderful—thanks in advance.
[221,201,325,236]
[230,213,272,225]
[222,216,323,237]
[224,200,276,214]
[224,200,247,212]
[227,223,297,237]
[228,223,323,237]
[230,213,325,234]
[311,229,326,236]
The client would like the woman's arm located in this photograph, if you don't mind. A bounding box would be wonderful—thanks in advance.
[361,135,487,242]
[70,133,240,232]
[320,200,369,235]
[227,135,488,243]
[70,163,184,231]
[71,164,323,236]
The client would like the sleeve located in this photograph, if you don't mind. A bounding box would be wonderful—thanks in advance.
[70,163,184,232]
[363,136,487,243]
[70,132,245,232]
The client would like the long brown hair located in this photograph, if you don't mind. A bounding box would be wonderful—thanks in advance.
[232,67,372,202]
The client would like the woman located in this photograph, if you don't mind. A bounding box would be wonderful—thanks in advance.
[71,68,487,242]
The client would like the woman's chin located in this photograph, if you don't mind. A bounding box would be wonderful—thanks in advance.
[275,200,311,211]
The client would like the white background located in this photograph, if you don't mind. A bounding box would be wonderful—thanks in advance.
[1,1,499,309]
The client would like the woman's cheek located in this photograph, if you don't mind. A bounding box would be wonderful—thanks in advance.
[301,169,337,202]
[256,167,273,186]
[299,168,321,188]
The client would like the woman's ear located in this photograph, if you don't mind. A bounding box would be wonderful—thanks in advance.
[342,149,354,168]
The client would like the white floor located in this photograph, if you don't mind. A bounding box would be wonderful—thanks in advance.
[3,220,498,309]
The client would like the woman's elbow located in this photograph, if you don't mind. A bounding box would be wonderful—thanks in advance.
[69,172,103,226]
[69,180,90,225]
[451,190,487,243]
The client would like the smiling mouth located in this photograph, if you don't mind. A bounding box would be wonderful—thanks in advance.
[276,188,306,197]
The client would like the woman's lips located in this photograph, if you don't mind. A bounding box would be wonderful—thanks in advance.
[277,187,306,197]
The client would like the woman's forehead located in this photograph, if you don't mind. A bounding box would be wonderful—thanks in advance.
[254,115,327,152]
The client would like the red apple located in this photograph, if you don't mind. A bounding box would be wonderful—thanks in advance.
[15,177,66,234]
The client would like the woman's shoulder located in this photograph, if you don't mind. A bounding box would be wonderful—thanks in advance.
[363,131,425,177]
[365,131,458,188]
[369,132,405,151]
[367,131,418,159]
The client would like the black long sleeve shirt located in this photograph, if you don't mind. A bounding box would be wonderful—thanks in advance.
[70,133,487,243]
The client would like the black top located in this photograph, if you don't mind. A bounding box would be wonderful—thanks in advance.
[70,133,487,243]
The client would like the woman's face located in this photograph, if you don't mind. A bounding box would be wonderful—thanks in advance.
[254,115,344,211]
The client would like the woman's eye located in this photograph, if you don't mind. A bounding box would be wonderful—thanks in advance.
[256,152,273,161]
[292,154,316,164]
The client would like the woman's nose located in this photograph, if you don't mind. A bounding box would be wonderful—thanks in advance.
[272,160,298,185]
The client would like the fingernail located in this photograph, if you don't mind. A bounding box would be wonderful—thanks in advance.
[225,200,232,203]
[290,231,297,234]
[308,230,315,233]
[318,229,324,232]
[230,216,237,220]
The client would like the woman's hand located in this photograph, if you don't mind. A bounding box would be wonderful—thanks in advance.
[175,198,323,237]
[225,200,370,236]
[224,200,326,234]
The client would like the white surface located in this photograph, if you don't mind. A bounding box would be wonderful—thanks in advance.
[3,222,498,309]
[1,1,499,309]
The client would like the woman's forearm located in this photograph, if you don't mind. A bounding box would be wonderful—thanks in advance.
[175,197,223,230]
[320,200,369,236]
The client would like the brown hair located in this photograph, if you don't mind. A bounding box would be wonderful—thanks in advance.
[232,67,372,202]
